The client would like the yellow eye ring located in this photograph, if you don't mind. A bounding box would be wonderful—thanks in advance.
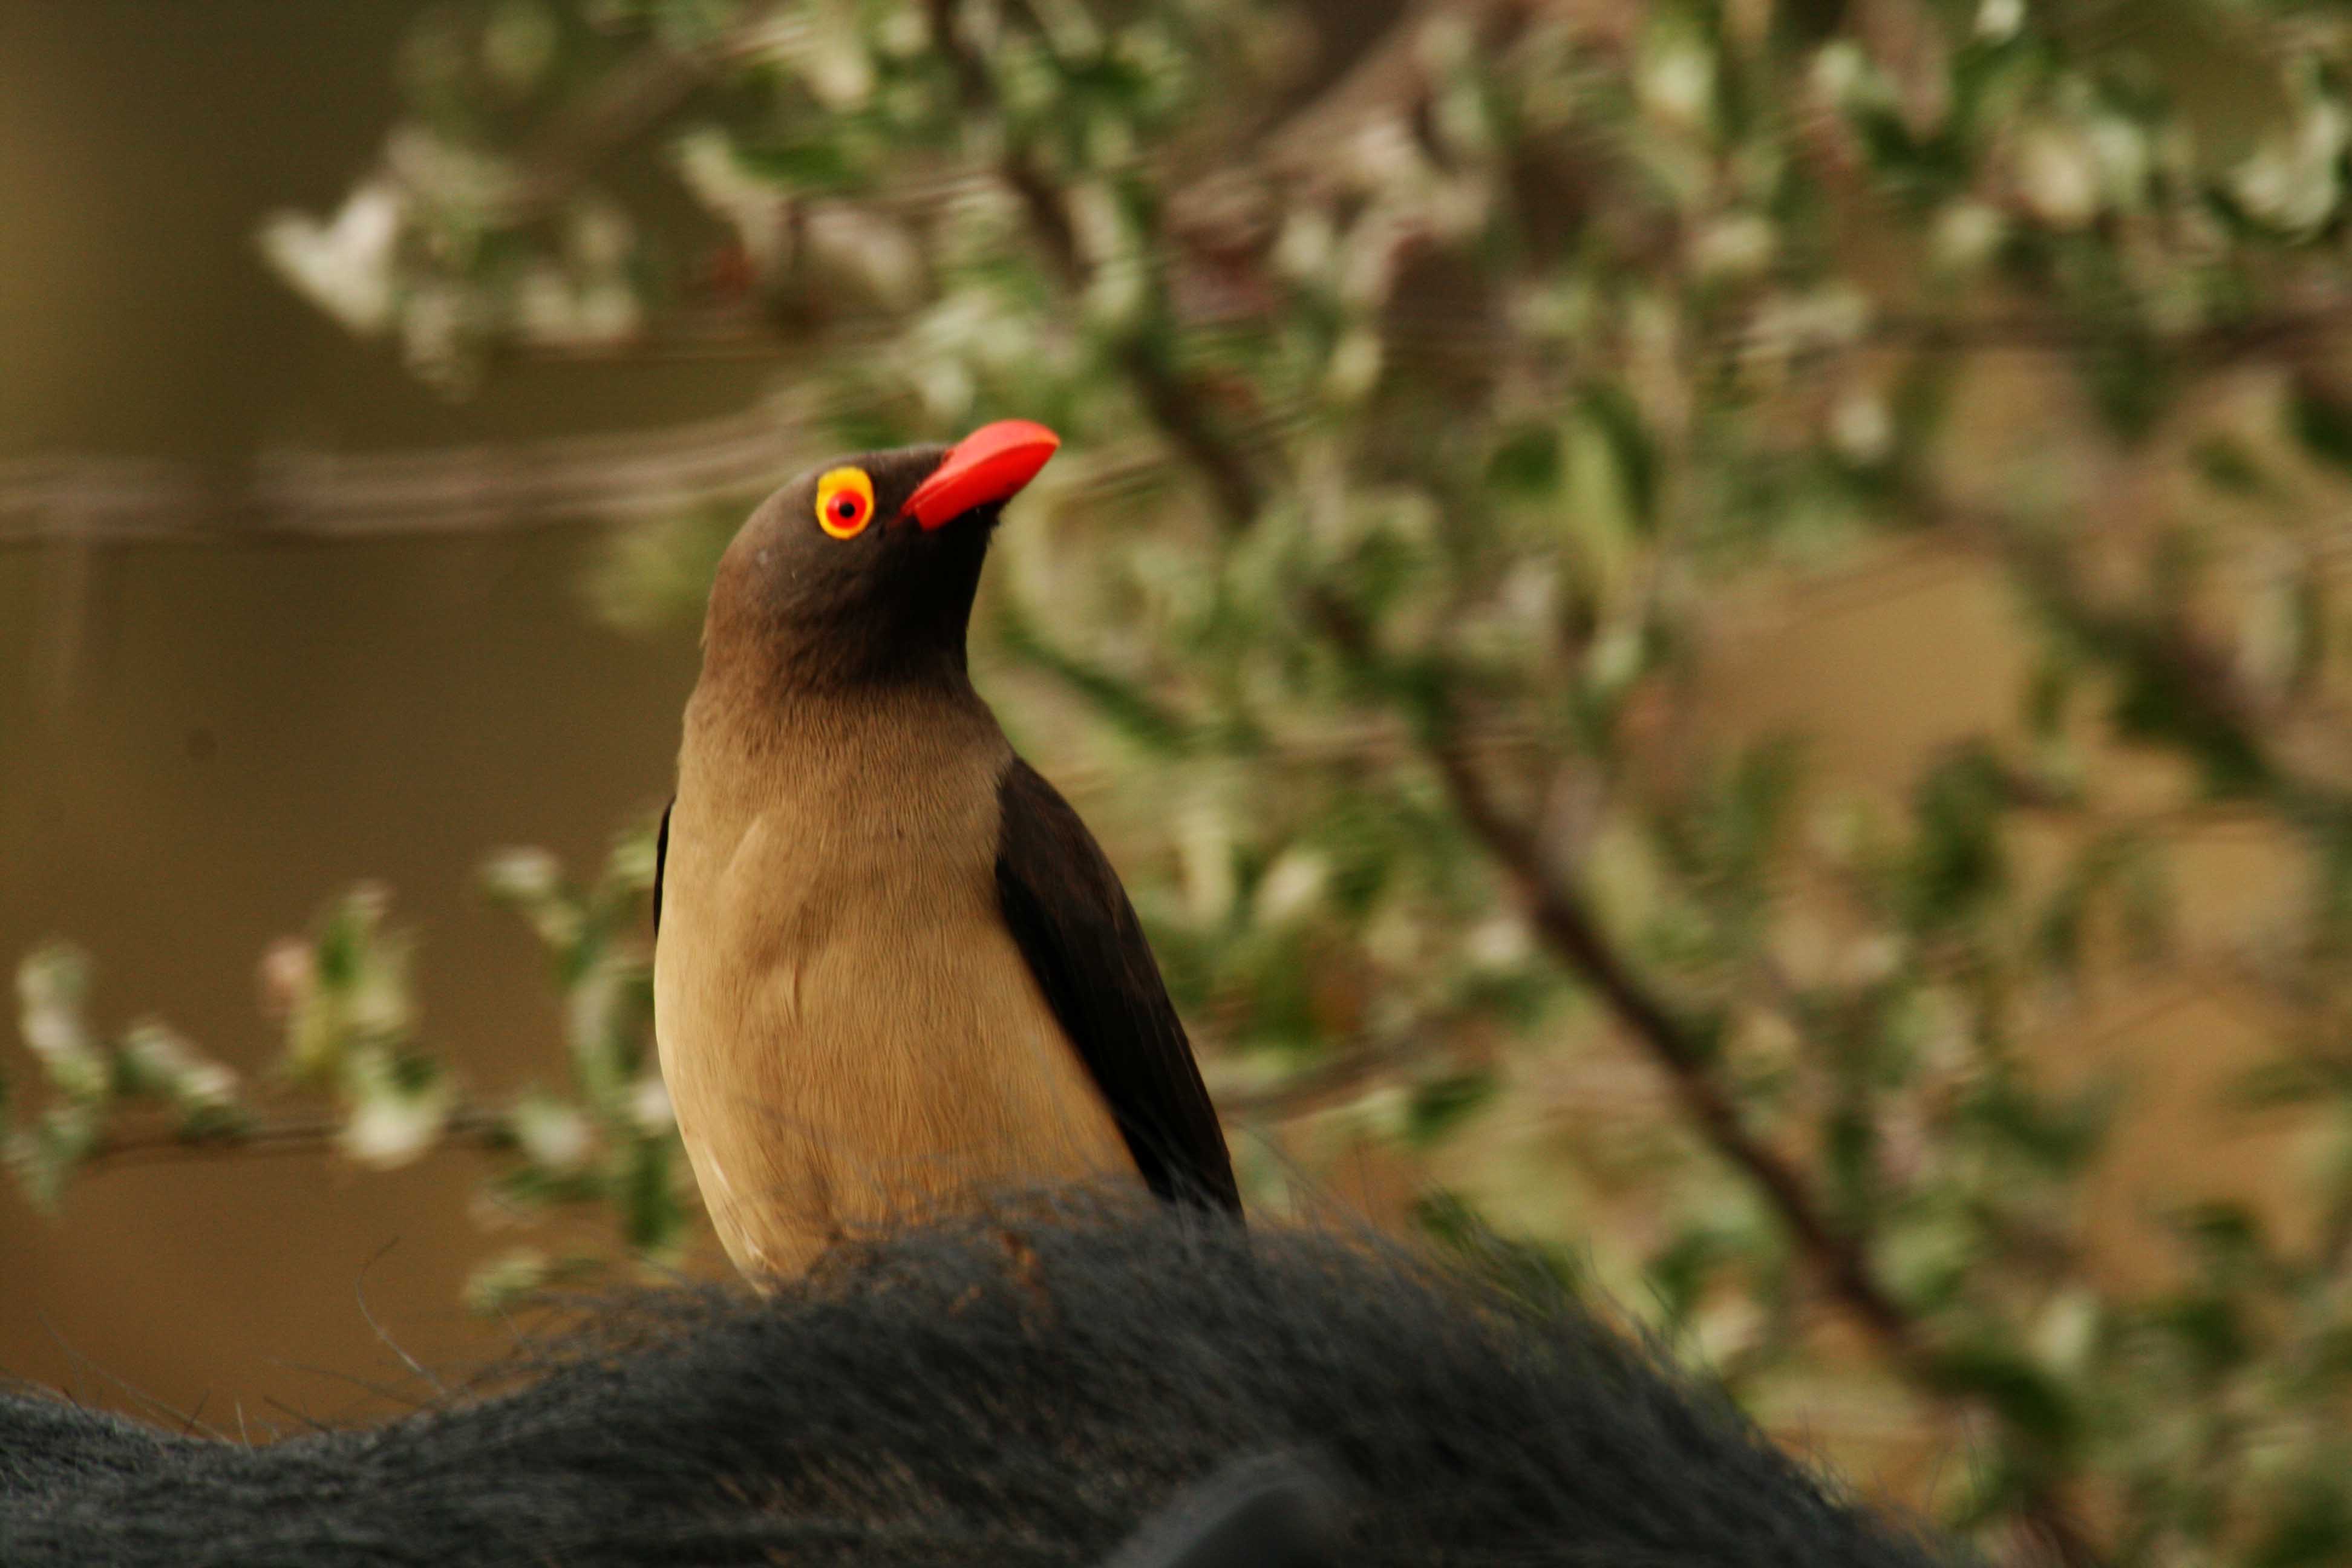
[814,467,876,539]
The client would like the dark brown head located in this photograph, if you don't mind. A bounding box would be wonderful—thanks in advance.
[703,420,1059,693]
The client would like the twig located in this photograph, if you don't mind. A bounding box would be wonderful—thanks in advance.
[1298,575,2106,1566]
[74,1103,505,1175]
[914,15,2119,1553]
[1302,593,1918,1334]
[1711,301,2352,367]
[0,390,816,547]
[1213,1039,1412,1119]
[1454,739,1925,1334]
[490,6,789,225]
[923,0,1266,532]
[1440,725,2105,1567]
[1937,498,2352,832]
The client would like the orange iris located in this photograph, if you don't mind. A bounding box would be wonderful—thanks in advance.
[814,468,876,539]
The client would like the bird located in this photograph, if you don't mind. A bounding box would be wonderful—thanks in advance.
[651,419,1240,1278]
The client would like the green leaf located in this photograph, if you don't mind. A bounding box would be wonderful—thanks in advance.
[2085,325,2168,442]
[1926,1339,2081,1455]
[2190,435,2269,496]
[2230,1056,2345,1109]
[2253,1469,2352,1568]
[2118,838,2173,963]
[1902,744,2010,933]
[2025,659,2073,740]
[1405,1070,1496,1147]
[2293,382,2352,475]
[1880,1203,1976,1313]
[2175,1198,2268,1274]
[996,603,1195,756]
[1645,1224,1732,1325]
[1715,737,1803,890]
[2107,635,2270,798]
[2152,1292,2249,1378]
[733,134,865,193]
[1486,423,1562,495]
[1578,385,1658,531]
[1309,791,1399,916]
[1965,1074,2113,1177]
[617,1132,685,1256]
[5,1105,100,1212]
[1823,1100,1877,1223]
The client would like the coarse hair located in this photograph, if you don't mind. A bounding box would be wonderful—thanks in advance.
[1,1191,1967,1568]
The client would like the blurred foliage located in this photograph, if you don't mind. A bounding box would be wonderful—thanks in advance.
[21,0,2352,1561]
[8,834,688,1312]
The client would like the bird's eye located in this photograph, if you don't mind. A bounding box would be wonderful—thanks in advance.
[814,468,876,540]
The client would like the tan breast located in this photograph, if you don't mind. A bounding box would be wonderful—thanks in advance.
[653,682,1134,1279]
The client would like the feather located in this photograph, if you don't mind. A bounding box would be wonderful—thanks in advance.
[994,758,1240,1213]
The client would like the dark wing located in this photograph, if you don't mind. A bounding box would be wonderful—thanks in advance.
[994,757,1240,1214]
[653,799,672,939]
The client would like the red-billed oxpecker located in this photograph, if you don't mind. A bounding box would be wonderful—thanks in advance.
[652,420,1240,1278]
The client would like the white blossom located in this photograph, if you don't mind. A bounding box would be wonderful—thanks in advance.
[512,1096,595,1175]
[1323,327,1384,405]
[629,1074,676,1137]
[2233,95,2348,236]
[1255,849,1330,928]
[341,1069,453,1170]
[1830,391,1894,467]
[1639,38,1715,131]
[674,128,791,275]
[1177,800,1236,926]
[2019,126,2102,229]
[1976,0,2025,43]
[1691,212,1776,283]
[258,181,405,335]
[1932,200,2007,275]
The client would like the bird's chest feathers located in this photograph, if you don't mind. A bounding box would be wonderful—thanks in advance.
[673,721,1031,1076]
[711,767,1012,1040]
[655,696,1125,1268]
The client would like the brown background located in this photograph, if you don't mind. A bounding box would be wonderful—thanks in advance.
[0,1,2295,1451]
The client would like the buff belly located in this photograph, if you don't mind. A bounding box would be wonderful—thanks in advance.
[653,796,1135,1279]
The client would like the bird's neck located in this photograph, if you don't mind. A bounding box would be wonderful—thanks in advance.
[698,599,972,699]
[679,659,1001,811]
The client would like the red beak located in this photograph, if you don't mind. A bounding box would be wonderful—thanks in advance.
[901,419,1062,530]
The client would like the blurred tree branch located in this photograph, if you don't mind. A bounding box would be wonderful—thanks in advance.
[0,390,813,546]
[920,0,1269,529]
[28,2,2352,1560]
[1305,580,2103,1564]
[74,1104,506,1174]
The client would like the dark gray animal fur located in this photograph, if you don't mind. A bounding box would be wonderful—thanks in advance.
[0,1194,1966,1568]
